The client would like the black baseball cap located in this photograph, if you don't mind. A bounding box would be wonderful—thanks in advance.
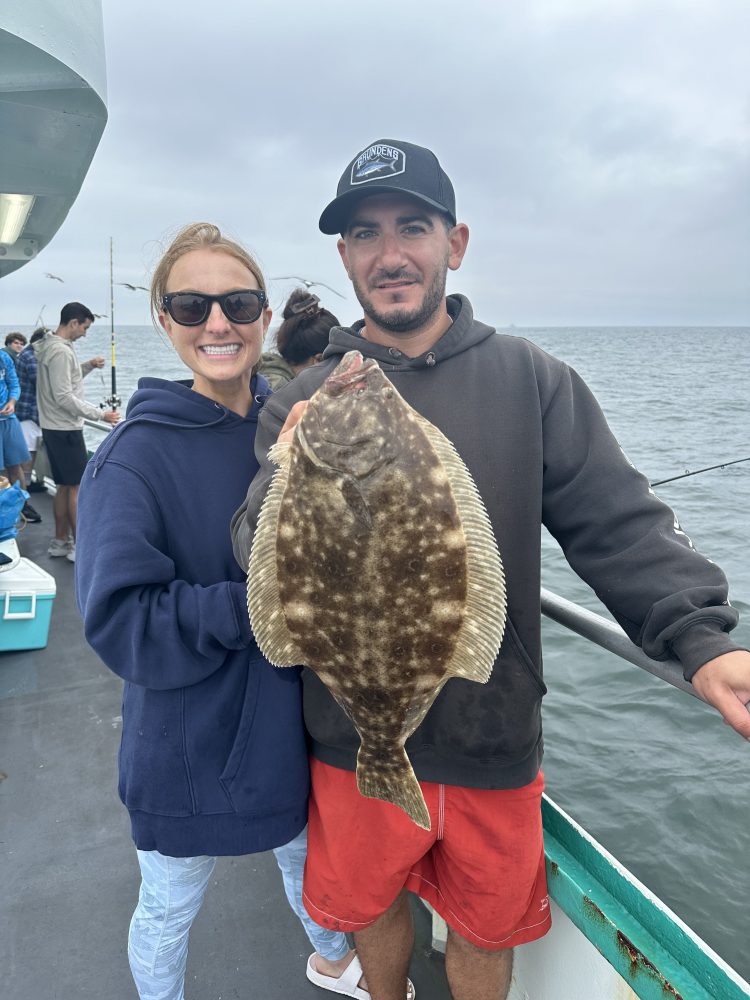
[319,139,456,235]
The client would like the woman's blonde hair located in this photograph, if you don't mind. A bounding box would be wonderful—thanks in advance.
[150,223,267,327]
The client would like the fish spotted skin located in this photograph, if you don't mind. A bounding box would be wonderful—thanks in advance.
[248,351,506,829]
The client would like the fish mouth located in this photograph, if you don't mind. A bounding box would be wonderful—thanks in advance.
[325,351,380,395]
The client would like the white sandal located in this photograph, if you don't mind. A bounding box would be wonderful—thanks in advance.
[306,953,416,999]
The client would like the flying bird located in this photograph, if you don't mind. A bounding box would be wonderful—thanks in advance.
[93,313,108,319]
[45,272,64,282]
[271,276,345,298]
[117,282,148,291]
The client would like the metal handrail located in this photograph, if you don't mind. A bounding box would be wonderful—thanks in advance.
[540,587,698,700]
[83,417,115,434]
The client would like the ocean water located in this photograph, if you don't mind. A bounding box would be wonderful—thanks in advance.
[3,322,749,980]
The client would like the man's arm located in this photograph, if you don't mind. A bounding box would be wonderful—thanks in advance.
[0,351,20,414]
[45,351,102,422]
[81,356,105,378]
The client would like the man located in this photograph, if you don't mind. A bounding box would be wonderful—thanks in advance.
[4,331,27,366]
[231,140,750,1000]
[15,328,47,494]
[0,343,40,522]
[35,302,119,563]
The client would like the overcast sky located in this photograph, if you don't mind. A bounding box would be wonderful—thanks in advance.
[2,0,749,329]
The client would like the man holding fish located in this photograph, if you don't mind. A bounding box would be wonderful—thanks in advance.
[232,139,750,1000]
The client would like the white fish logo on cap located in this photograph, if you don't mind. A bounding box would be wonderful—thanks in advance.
[350,143,406,185]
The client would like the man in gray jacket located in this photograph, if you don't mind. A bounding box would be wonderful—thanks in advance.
[35,302,119,563]
[232,140,750,1000]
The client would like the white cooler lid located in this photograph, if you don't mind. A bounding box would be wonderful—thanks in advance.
[0,537,21,573]
[0,556,57,595]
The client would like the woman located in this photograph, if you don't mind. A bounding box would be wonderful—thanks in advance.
[259,288,339,389]
[75,223,363,999]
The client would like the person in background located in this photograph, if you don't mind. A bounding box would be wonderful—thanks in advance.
[75,223,361,1000]
[0,344,40,523]
[34,302,119,563]
[4,331,27,367]
[232,138,750,1000]
[259,288,339,389]
[15,328,47,494]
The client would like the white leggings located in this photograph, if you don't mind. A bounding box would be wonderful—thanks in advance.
[128,826,350,1000]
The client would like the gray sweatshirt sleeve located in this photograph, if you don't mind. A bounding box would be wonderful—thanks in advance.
[540,363,743,678]
[231,389,301,570]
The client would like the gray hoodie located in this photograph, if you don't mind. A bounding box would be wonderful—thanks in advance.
[34,333,100,430]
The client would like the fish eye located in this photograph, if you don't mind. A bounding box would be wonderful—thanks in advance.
[383,387,394,398]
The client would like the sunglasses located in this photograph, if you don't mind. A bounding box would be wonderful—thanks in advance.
[161,289,267,326]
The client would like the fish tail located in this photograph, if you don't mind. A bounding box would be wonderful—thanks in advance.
[356,745,431,831]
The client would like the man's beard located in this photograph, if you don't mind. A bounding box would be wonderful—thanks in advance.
[352,260,448,335]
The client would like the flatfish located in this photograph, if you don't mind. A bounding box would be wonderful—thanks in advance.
[248,351,506,829]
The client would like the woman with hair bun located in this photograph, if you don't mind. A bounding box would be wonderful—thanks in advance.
[260,288,340,389]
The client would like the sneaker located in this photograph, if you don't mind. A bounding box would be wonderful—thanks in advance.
[21,502,42,523]
[48,538,71,557]
[66,545,76,563]
[27,480,47,493]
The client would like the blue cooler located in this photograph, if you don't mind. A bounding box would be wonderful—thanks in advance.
[0,557,57,651]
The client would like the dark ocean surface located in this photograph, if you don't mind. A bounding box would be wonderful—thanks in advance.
[3,322,749,980]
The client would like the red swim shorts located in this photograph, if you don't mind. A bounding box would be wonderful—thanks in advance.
[303,758,551,950]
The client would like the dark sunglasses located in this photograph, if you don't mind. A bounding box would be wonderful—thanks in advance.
[161,289,267,326]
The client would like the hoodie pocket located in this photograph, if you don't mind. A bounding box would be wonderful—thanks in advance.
[118,685,195,816]
[219,655,309,815]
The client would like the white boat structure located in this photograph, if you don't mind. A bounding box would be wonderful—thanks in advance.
[0,0,107,277]
[1,4,749,997]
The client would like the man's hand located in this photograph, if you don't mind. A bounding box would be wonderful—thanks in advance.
[691,651,750,740]
[102,410,121,425]
[89,356,106,369]
[0,399,15,416]
[278,400,309,445]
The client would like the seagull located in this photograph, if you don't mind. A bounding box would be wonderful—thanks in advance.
[117,282,148,291]
[93,313,108,319]
[271,276,345,298]
[45,272,64,282]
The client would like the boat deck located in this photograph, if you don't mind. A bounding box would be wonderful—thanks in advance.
[0,489,452,999]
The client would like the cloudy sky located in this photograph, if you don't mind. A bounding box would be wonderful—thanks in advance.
[2,0,748,329]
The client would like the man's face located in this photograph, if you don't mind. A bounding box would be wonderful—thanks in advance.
[69,318,92,341]
[6,339,24,355]
[337,193,467,335]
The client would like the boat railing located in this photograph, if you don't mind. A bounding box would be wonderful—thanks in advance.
[540,586,697,698]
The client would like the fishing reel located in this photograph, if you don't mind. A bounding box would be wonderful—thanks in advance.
[100,392,122,412]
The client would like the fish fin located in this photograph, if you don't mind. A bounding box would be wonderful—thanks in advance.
[415,416,507,685]
[341,476,373,530]
[356,745,431,831]
[267,439,292,467]
[247,462,306,667]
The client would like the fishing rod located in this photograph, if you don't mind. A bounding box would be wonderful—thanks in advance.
[650,457,750,488]
[101,237,122,412]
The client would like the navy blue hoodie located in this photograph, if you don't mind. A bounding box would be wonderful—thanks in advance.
[76,376,309,857]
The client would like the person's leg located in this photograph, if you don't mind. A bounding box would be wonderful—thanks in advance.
[5,463,25,488]
[352,890,414,1000]
[272,826,351,963]
[67,483,80,540]
[52,485,71,541]
[128,850,216,1000]
[445,930,513,1000]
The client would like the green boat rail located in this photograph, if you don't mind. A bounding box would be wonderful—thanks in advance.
[540,591,750,999]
